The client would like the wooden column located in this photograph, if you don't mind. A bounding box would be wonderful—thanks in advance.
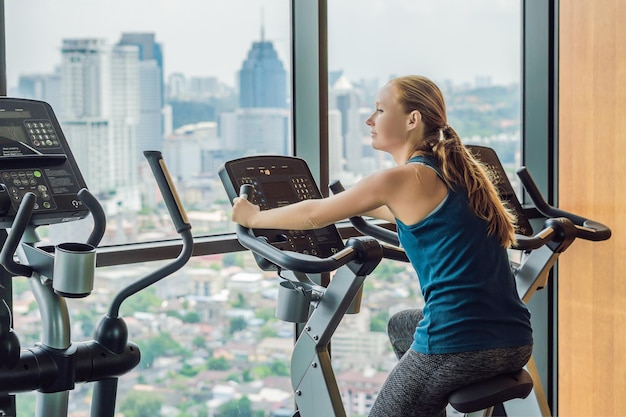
[558,0,626,415]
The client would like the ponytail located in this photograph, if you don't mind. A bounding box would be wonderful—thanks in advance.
[431,126,517,248]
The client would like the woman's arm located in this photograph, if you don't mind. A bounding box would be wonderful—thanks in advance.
[232,169,397,230]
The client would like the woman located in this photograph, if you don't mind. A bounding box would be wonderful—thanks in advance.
[231,75,532,417]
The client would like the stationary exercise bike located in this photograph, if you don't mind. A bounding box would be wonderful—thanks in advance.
[219,146,610,417]
[0,98,194,417]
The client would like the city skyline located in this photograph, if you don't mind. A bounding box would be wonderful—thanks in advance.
[5,0,521,91]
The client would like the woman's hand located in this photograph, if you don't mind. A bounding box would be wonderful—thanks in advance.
[231,196,261,228]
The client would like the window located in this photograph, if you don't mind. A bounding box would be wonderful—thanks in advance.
[327,0,522,193]
[327,2,522,416]
[4,2,295,416]
[5,0,292,246]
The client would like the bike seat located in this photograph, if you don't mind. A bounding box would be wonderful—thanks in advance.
[448,368,534,413]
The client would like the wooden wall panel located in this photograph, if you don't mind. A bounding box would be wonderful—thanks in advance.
[558,0,626,415]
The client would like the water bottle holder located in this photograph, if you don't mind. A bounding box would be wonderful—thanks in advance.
[276,280,313,323]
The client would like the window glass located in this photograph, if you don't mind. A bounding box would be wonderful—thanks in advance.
[4,0,291,245]
[328,2,522,415]
[328,1,522,192]
[5,2,296,416]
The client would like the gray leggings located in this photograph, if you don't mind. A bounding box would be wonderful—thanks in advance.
[369,309,533,417]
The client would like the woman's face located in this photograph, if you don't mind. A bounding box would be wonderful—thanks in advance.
[365,83,413,154]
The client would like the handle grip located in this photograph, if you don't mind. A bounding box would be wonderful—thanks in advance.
[0,193,36,277]
[239,184,253,200]
[77,188,106,247]
[517,167,611,241]
[234,184,360,273]
[143,151,191,234]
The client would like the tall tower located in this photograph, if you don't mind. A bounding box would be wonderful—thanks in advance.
[59,38,140,210]
[220,22,291,156]
[118,33,165,155]
[238,24,287,109]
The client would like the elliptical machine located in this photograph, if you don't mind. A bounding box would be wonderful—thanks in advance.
[219,146,611,417]
[0,98,194,417]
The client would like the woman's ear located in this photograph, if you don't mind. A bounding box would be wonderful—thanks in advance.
[407,110,422,130]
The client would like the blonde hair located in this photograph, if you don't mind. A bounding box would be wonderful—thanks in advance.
[389,75,517,247]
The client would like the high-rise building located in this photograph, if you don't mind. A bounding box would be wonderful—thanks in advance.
[219,28,290,157]
[220,108,290,156]
[118,33,164,156]
[238,27,287,109]
[17,71,62,111]
[332,75,367,175]
[59,38,140,212]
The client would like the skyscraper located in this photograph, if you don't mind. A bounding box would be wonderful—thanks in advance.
[118,33,165,155]
[218,27,291,157]
[238,27,287,109]
[59,38,140,210]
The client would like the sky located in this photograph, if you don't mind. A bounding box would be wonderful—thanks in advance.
[4,0,521,91]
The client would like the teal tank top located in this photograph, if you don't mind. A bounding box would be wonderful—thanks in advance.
[396,155,533,354]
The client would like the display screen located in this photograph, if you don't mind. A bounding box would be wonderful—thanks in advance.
[0,125,28,144]
[263,181,295,200]
[0,110,32,119]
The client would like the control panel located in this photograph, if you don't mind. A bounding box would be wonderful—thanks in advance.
[219,155,345,260]
[0,98,90,227]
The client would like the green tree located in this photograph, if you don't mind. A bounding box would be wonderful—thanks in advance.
[259,321,278,338]
[120,390,163,417]
[218,396,253,417]
[270,359,290,376]
[370,311,390,332]
[232,292,247,308]
[140,331,185,369]
[182,311,201,323]
[180,362,200,377]
[207,356,230,370]
[192,335,207,349]
[229,316,247,334]
[75,308,100,337]
[120,286,162,316]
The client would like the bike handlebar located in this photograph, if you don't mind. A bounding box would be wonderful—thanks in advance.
[108,151,193,318]
[236,184,360,273]
[517,167,611,241]
[0,192,37,277]
[235,184,408,271]
[143,151,191,234]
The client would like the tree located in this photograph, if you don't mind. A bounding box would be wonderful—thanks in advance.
[229,316,247,334]
[218,396,253,417]
[270,359,290,376]
[140,331,186,369]
[120,390,163,417]
[120,286,162,316]
[370,311,390,332]
[207,356,230,370]
[182,311,201,323]
[192,335,207,349]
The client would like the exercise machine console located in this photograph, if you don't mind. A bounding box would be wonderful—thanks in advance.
[0,99,90,228]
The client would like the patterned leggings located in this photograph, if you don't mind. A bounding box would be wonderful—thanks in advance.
[368,309,533,417]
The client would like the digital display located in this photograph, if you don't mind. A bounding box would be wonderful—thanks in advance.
[0,110,32,119]
[0,125,28,144]
[263,181,295,200]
